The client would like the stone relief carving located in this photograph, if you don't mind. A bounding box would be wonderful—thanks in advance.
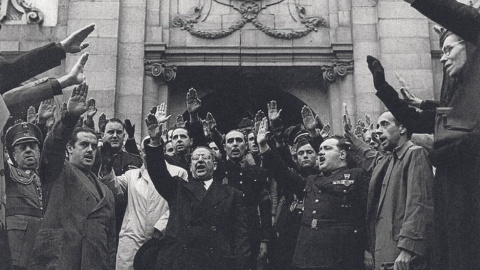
[321,61,353,83]
[0,0,44,25]
[172,0,327,40]
[144,60,177,82]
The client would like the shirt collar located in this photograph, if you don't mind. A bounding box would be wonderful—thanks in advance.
[393,140,414,160]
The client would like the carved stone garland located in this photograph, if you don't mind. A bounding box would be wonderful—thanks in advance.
[172,0,327,40]
[0,0,44,25]
[144,60,177,82]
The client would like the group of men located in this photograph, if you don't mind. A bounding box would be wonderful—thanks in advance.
[1,0,480,269]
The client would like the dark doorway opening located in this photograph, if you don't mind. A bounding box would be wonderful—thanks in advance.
[171,66,323,133]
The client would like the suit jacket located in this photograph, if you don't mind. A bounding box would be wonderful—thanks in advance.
[29,114,116,270]
[145,142,250,270]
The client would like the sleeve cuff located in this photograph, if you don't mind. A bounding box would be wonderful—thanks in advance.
[48,78,62,96]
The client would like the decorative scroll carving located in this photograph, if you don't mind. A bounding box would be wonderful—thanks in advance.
[0,0,44,25]
[322,61,354,83]
[144,60,177,82]
[172,0,327,40]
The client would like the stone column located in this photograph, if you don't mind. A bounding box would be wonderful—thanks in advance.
[323,62,354,134]
[142,60,177,139]
[115,0,147,142]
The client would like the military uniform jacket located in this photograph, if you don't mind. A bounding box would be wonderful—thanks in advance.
[262,149,368,269]
[145,143,250,270]
[5,164,43,268]
[30,114,116,270]
[221,160,272,243]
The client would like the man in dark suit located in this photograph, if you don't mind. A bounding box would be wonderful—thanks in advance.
[29,83,116,270]
[143,112,250,270]
[0,24,95,270]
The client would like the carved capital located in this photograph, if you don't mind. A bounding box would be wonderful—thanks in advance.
[0,0,44,25]
[144,60,177,82]
[321,61,353,83]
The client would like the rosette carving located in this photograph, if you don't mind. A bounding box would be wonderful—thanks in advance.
[144,60,177,82]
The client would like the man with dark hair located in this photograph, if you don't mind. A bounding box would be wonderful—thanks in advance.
[346,111,434,270]
[369,1,480,268]
[29,83,116,270]
[3,122,43,270]
[258,117,368,270]
[222,129,271,270]
[143,113,250,270]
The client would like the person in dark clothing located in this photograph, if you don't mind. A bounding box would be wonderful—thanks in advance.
[143,112,250,270]
[258,118,369,270]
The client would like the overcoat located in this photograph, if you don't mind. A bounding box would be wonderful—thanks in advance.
[145,142,251,270]
[29,114,116,270]
[375,1,480,269]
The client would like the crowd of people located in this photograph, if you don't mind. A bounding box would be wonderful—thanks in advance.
[0,0,479,269]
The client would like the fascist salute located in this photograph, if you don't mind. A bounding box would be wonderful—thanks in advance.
[143,109,250,270]
[257,117,369,270]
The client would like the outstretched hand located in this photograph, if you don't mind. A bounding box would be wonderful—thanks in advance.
[124,119,135,138]
[254,110,265,137]
[27,106,36,124]
[155,103,172,124]
[301,106,317,131]
[256,117,270,147]
[206,112,217,130]
[38,99,56,123]
[145,113,162,146]
[267,100,282,122]
[85,98,97,118]
[186,88,202,114]
[176,114,185,128]
[98,112,107,133]
[366,55,386,90]
[60,23,95,53]
[67,83,90,116]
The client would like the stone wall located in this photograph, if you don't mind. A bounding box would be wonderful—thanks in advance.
[0,0,453,139]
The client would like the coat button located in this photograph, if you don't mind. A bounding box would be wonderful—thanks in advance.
[314,199,319,203]
[312,211,317,214]
[239,181,243,184]
[186,224,191,228]
[211,226,217,231]
[239,173,243,176]
[210,247,214,253]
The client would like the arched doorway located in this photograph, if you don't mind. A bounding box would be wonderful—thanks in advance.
[169,66,325,133]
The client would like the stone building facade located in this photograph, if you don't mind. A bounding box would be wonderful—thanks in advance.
[1,0,474,140]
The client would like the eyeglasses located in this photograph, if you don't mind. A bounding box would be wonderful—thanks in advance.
[441,40,464,57]
[191,154,213,161]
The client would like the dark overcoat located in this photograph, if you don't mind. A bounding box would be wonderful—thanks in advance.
[376,1,480,269]
[29,115,116,270]
[145,142,251,270]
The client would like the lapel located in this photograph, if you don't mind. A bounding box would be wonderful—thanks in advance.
[183,180,207,202]
[71,164,102,202]
[195,180,230,218]
[91,180,109,214]
[366,155,392,220]
[374,156,395,220]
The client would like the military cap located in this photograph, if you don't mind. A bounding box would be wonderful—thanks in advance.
[5,122,42,150]
[283,124,307,146]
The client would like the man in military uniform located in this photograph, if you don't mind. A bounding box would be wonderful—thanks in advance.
[222,129,271,270]
[258,118,368,270]
[4,122,44,270]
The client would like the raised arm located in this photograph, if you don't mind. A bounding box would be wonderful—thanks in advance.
[144,112,178,202]
[40,83,90,183]
[257,117,306,195]
[408,0,480,44]
[367,56,435,134]
[0,24,94,94]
